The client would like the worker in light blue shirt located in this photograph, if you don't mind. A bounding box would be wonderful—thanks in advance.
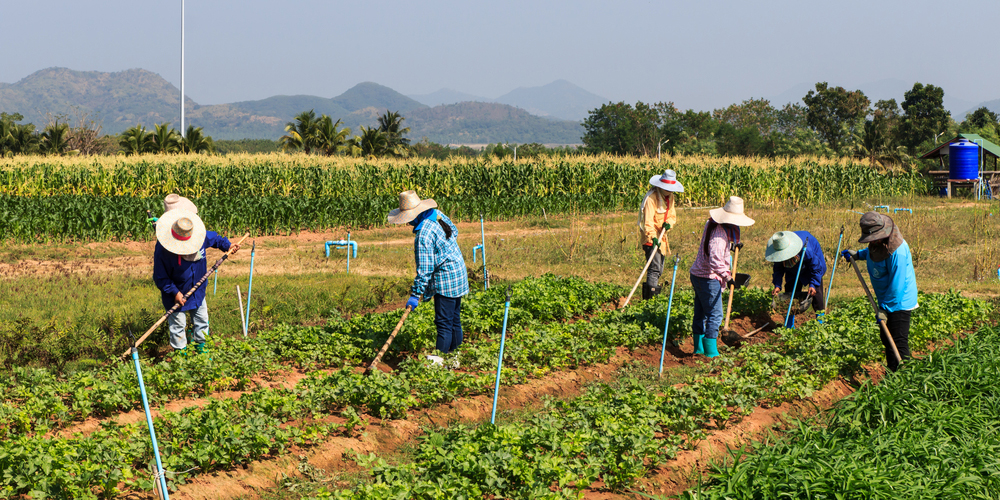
[843,212,917,372]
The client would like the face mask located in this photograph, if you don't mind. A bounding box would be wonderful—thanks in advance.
[783,257,797,268]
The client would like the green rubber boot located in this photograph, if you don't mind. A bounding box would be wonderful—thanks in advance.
[692,333,705,355]
[703,337,720,358]
[194,342,210,359]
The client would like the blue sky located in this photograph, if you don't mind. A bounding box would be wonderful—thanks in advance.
[3,0,999,112]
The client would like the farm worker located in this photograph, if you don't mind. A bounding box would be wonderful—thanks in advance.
[689,196,754,358]
[764,231,828,322]
[842,212,917,372]
[153,208,239,355]
[387,190,469,367]
[637,169,681,300]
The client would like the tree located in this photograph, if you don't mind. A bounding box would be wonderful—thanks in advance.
[149,123,182,154]
[8,122,40,155]
[41,120,70,155]
[119,125,155,155]
[377,110,411,156]
[964,107,999,130]
[181,125,214,154]
[897,83,951,155]
[65,110,116,155]
[802,82,870,154]
[346,126,390,157]
[713,98,778,136]
[280,110,320,154]
[314,116,350,156]
[582,101,661,156]
[853,100,909,169]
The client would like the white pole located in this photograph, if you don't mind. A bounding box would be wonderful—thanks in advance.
[180,0,186,138]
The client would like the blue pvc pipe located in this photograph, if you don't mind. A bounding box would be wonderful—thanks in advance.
[490,287,512,424]
[324,240,358,259]
[825,228,844,310]
[784,238,808,329]
[659,256,681,377]
[130,348,170,499]
[244,242,256,333]
[480,214,488,289]
[213,269,218,296]
[347,232,351,274]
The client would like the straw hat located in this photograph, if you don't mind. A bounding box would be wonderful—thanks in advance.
[649,170,684,192]
[764,231,803,262]
[156,209,207,255]
[387,190,438,225]
[163,193,198,214]
[709,196,755,226]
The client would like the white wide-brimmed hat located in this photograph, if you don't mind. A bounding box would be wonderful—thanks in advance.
[649,170,684,192]
[156,209,207,255]
[709,196,755,226]
[387,190,438,225]
[765,231,804,262]
[163,193,198,214]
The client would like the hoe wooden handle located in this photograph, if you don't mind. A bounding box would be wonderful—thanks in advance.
[365,307,412,374]
[723,246,740,330]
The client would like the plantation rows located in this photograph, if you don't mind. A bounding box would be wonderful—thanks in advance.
[0,275,987,498]
[0,155,929,242]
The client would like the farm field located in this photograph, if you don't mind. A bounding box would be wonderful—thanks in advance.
[0,154,997,498]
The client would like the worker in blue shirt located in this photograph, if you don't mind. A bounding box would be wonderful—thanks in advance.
[843,212,917,372]
[153,208,239,355]
[765,230,827,321]
[387,190,469,366]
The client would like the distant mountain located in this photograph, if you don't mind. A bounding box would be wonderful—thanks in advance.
[961,99,1000,120]
[494,80,607,121]
[408,88,490,107]
[407,102,583,144]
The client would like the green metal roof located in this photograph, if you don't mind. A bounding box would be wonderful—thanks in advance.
[920,133,1000,159]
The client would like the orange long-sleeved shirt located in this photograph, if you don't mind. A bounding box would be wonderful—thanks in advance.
[637,188,677,255]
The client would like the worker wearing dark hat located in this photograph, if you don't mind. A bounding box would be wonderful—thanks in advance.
[842,212,917,372]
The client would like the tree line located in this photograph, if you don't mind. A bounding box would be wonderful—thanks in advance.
[582,82,1000,168]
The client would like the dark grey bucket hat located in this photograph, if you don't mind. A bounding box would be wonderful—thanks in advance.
[858,211,892,243]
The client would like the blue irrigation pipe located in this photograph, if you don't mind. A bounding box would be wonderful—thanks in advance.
[659,255,681,377]
[244,241,256,333]
[127,331,169,499]
[213,270,218,296]
[490,285,512,424]
[784,238,808,329]
[346,231,351,274]
[825,226,844,310]
[479,214,489,289]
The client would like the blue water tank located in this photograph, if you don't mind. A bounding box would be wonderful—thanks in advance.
[949,139,980,180]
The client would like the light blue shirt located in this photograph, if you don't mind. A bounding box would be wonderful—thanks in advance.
[857,241,918,312]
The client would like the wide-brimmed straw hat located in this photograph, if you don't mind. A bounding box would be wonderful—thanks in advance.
[156,209,207,255]
[709,196,755,226]
[858,211,892,243]
[649,170,684,192]
[387,190,438,225]
[163,193,198,214]
[765,231,803,262]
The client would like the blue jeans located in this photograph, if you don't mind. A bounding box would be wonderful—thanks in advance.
[434,295,463,354]
[690,275,723,340]
[167,301,209,349]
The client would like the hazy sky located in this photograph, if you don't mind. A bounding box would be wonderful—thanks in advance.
[4,0,999,111]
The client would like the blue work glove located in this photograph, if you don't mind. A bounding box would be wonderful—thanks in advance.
[842,249,858,261]
[406,296,419,310]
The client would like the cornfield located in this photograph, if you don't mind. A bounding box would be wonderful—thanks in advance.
[0,154,930,242]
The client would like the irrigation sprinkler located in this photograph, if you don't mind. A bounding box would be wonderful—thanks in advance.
[874,205,890,212]
[658,256,680,377]
[784,238,808,329]
[825,226,844,312]
[123,234,249,357]
[244,241,256,334]
[126,330,170,499]
[893,208,912,214]
[491,285,513,424]
[324,238,358,275]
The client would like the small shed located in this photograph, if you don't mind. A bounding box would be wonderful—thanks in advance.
[919,133,1000,198]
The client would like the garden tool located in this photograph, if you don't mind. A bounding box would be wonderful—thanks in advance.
[623,226,668,307]
[784,239,808,329]
[126,330,170,500]
[243,241,256,332]
[658,256,680,376]
[122,233,249,358]
[846,254,902,366]
[237,285,247,338]
[720,242,743,334]
[364,306,412,375]
[825,226,844,311]
[490,285,513,424]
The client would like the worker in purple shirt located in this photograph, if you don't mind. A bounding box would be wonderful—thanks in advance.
[765,230,827,322]
[153,206,239,355]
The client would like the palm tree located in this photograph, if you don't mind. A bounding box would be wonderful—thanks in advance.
[377,110,411,156]
[41,121,70,155]
[149,123,182,154]
[119,125,155,155]
[280,110,320,154]
[314,115,350,156]
[347,126,390,157]
[182,125,214,154]
[8,123,40,155]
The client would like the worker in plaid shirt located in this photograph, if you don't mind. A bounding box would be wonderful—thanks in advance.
[388,191,469,364]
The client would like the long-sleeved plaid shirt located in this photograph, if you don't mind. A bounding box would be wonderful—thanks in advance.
[411,210,469,299]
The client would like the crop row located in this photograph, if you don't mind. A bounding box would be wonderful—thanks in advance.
[0,154,928,242]
[308,291,989,499]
